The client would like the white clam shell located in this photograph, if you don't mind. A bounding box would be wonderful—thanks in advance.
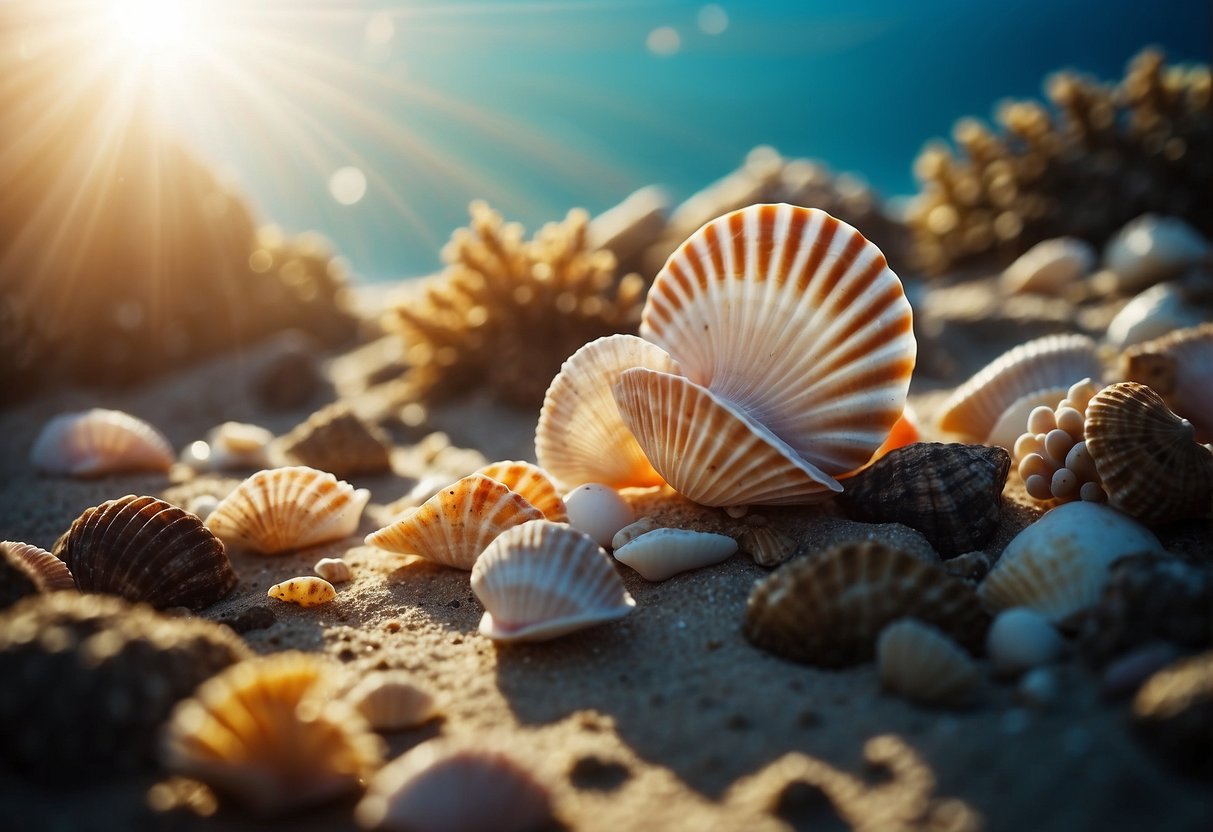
[31,409,173,476]
[876,618,979,707]
[999,237,1096,295]
[314,557,354,583]
[985,607,1065,677]
[1105,281,1209,350]
[613,528,738,581]
[978,502,1164,622]
[641,203,916,475]
[206,466,370,555]
[471,521,635,643]
[1104,214,1210,294]
[344,671,438,732]
[564,483,635,548]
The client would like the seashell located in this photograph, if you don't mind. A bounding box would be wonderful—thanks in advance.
[1101,643,1183,699]
[640,203,916,475]
[268,576,337,607]
[876,618,979,707]
[978,501,1165,622]
[613,367,841,506]
[613,528,738,582]
[279,404,393,478]
[343,671,439,732]
[1,540,75,593]
[565,483,635,548]
[535,334,680,490]
[610,516,663,551]
[206,466,371,555]
[838,443,1010,557]
[182,422,274,472]
[1103,214,1210,294]
[356,741,551,832]
[187,494,220,521]
[743,541,987,668]
[162,652,385,816]
[476,460,568,522]
[365,474,543,570]
[999,237,1095,295]
[936,334,1102,440]
[1121,322,1213,443]
[1084,382,1213,524]
[738,524,800,568]
[985,607,1065,677]
[315,556,353,583]
[471,521,635,643]
[1131,652,1213,778]
[1105,280,1209,349]
[54,495,237,611]
[31,408,174,476]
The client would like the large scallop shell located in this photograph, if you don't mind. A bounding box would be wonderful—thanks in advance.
[476,460,568,522]
[876,618,979,707]
[534,334,680,490]
[161,652,384,816]
[1120,322,1213,443]
[641,203,916,475]
[936,334,1102,440]
[279,404,393,478]
[613,367,841,506]
[365,473,543,570]
[471,520,635,643]
[1084,382,1213,524]
[743,541,987,668]
[31,409,174,476]
[1,540,75,592]
[205,466,371,555]
[54,495,237,611]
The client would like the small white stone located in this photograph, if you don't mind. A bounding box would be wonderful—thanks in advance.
[187,494,220,521]
[314,557,353,584]
[986,607,1065,677]
[1016,667,1059,707]
[1105,281,1208,349]
[563,484,634,548]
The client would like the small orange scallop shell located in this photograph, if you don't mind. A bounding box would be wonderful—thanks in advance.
[31,409,174,476]
[365,474,544,570]
[1,541,75,592]
[613,367,841,506]
[471,520,635,642]
[268,576,337,607]
[475,460,568,522]
[205,466,371,555]
[534,334,679,490]
[641,203,916,475]
[343,671,439,732]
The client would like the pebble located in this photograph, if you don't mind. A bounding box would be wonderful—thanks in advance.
[987,607,1065,677]
[564,484,634,548]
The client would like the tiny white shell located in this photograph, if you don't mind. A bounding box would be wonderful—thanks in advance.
[31,409,173,476]
[1105,281,1209,349]
[610,516,663,551]
[1103,214,1210,294]
[876,618,979,707]
[564,483,635,548]
[204,422,275,471]
[612,528,738,581]
[344,671,438,732]
[985,607,1065,677]
[268,576,337,607]
[314,557,353,584]
[999,237,1095,295]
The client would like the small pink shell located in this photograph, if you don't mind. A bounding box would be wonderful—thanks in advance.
[31,409,173,476]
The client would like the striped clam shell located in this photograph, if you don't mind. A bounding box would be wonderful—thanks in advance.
[206,466,371,555]
[641,203,916,475]
[476,460,568,522]
[31,409,173,477]
[1,540,75,592]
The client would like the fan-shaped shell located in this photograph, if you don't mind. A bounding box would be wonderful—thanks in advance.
[268,576,337,607]
[355,741,551,832]
[206,466,371,555]
[1,540,75,592]
[978,501,1165,622]
[366,474,544,570]
[936,334,1102,440]
[343,671,439,732]
[743,541,987,668]
[613,528,738,582]
[161,652,384,816]
[31,409,173,476]
[54,495,237,611]
[279,405,393,478]
[877,618,979,706]
[534,334,680,490]
[838,443,1010,557]
[1084,382,1213,524]
[471,520,635,643]
[738,525,800,568]
[641,203,916,475]
[476,460,568,522]
[613,367,841,506]
[1121,323,1213,443]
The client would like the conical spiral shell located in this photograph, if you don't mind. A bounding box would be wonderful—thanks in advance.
[31,409,174,476]
[365,473,544,570]
[1,540,75,592]
[471,520,635,642]
[279,405,393,478]
[54,495,237,611]
[206,466,371,555]
[1084,382,1213,524]
[613,367,841,506]
[476,460,568,522]
[877,618,979,707]
[743,541,987,668]
[641,203,916,475]
[534,334,679,490]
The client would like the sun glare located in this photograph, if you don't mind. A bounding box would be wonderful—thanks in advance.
[103,0,207,66]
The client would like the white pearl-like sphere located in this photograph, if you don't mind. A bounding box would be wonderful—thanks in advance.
[986,607,1065,677]
[563,483,634,548]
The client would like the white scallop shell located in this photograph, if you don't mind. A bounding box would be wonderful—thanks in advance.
[613,528,738,581]
[471,521,635,643]
[343,671,439,732]
[31,409,173,476]
[978,502,1165,622]
[999,237,1096,295]
[613,367,841,506]
[876,618,979,706]
[205,466,371,555]
[475,460,568,522]
[1106,281,1210,350]
[641,203,916,475]
[564,483,635,548]
[1104,214,1210,294]
[365,474,543,570]
[534,334,680,490]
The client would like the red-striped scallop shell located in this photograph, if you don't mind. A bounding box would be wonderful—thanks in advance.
[205,466,370,555]
[31,409,173,476]
[641,203,916,475]
[475,460,568,522]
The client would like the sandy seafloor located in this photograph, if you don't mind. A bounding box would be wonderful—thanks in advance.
[0,310,1210,832]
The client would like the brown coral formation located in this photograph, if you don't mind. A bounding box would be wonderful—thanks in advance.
[909,49,1212,273]
[386,201,646,408]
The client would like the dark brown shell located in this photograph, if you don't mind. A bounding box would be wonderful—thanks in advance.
[279,404,392,478]
[0,592,249,780]
[0,541,75,609]
[54,495,237,611]
[742,541,988,668]
[838,443,1011,557]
